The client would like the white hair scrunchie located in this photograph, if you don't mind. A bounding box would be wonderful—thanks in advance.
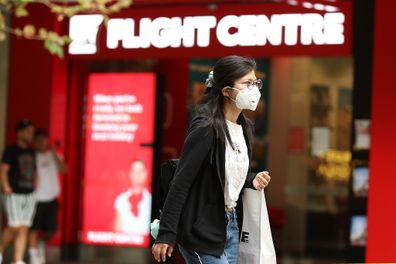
[205,71,214,88]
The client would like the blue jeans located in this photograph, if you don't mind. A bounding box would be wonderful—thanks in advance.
[179,210,239,264]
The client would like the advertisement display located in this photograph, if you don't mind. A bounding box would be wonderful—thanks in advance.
[82,73,156,247]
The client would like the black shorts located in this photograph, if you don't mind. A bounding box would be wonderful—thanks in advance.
[31,199,59,233]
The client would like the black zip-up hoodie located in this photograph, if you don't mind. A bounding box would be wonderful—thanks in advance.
[156,115,257,257]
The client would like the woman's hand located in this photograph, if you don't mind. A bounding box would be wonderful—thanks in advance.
[152,243,174,262]
[252,171,271,191]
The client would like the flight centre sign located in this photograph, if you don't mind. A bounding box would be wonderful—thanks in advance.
[68,3,352,58]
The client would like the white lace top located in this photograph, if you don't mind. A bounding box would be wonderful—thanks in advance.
[224,120,249,209]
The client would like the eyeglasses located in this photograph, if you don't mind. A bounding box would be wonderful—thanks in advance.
[236,79,263,90]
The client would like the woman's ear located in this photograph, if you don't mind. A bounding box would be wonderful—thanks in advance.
[222,87,231,97]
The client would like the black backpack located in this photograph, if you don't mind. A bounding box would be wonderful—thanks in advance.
[156,142,214,212]
[157,159,179,211]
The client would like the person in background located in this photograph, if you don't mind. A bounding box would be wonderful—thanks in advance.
[0,119,37,264]
[28,130,67,264]
[114,160,152,235]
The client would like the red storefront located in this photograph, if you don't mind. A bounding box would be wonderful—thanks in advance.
[4,0,396,262]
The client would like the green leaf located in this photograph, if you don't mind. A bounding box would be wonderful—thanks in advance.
[78,0,91,9]
[38,28,48,38]
[63,35,72,44]
[108,4,121,13]
[96,0,111,5]
[57,35,71,45]
[15,6,29,17]
[119,0,132,8]
[13,0,28,5]
[14,28,23,37]
[63,6,80,17]
[97,3,107,13]
[23,24,36,38]
[44,39,64,58]
[50,5,63,14]
[46,31,59,41]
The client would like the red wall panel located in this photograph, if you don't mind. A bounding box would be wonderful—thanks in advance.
[62,62,87,245]
[157,59,189,160]
[6,5,54,143]
[366,0,396,261]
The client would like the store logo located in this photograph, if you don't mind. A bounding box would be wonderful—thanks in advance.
[69,13,345,55]
[69,15,104,55]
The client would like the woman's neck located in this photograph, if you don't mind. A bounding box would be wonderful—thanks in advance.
[131,186,144,195]
[223,102,242,123]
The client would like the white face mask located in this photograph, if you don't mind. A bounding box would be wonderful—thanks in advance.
[229,85,261,111]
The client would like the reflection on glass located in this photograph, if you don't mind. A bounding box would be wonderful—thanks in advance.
[350,215,367,246]
[352,166,369,197]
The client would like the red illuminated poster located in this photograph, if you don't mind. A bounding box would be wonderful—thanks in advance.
[82,73,156,247]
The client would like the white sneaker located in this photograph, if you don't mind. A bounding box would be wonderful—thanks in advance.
[28,247,41,264]
[12,261,26,264]
[37,241,46,264]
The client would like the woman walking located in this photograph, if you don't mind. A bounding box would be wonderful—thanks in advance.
[152,55,271,264]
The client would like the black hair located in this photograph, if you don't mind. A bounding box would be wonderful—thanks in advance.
[196,55,256,146]
[15,119,33,132]
[34,129,49,139]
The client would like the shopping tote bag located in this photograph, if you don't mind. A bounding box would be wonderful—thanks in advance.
[238,188,276,264]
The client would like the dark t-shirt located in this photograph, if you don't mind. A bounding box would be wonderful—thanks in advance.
[1,144,36,194]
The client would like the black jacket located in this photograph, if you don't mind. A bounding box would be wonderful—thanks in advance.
[156,115,256,257]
